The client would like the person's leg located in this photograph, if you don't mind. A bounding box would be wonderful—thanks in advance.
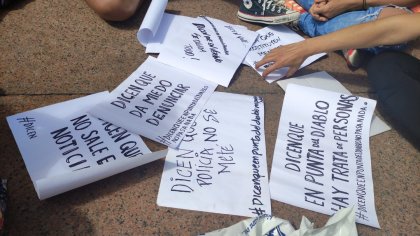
[367,51,420,143]
[85,0,143,21]
[298,5,409,37]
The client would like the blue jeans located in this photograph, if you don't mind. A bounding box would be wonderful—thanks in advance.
[295,0,408,54]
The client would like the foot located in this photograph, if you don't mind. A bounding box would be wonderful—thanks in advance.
[343,49,370,69]
[237,0,300,25]
[286,19,300,31]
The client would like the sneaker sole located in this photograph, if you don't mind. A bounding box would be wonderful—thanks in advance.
[344,49,362,68]
[237,11,300,25]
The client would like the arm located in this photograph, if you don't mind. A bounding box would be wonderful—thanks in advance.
[363,0,419,7]
[256,13,420,77]
[310,0,419,21]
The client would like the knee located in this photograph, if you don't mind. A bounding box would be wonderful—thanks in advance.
[366,51,420,106]
[367,52,401,89]
[367,52,397,74]
[378,6,410,19]
[298,13,318,37]
[85,0,142,21]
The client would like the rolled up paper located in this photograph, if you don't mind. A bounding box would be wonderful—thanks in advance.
[137,0,168,46]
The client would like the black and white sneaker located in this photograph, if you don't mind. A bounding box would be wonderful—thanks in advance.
[286,19,300,31]
[237,0,300,25]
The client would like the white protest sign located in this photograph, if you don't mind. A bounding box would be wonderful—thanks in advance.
[146,13,252,54]
[157,16,258,87]
[89,56,217,149]
[157,92,271,217]
[7,92,166,200]
[270,84,380,228]
[277,71,391,136]
[245,25,325,83]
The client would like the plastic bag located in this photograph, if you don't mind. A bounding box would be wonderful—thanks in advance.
[201,207,357,236]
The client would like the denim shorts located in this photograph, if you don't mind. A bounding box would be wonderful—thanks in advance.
[296,1,412,53]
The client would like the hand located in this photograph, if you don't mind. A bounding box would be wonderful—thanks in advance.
[309,0,329,21]
[255,42,309,78]
[310,0,357,21]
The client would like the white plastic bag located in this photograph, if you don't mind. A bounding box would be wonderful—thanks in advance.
[201,207,358,236]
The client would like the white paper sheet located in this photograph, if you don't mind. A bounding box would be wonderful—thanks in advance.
[157,92,271,217]
[145,13,195,53]
[7,92,167,200]
[270,84,380,228]
[244,25,325,83]
[157,16,258,87]
[35,149,168,200]
[145,13,251,54]
[277,71,391,136]
[137,0,168,46]
[89,56,217,148]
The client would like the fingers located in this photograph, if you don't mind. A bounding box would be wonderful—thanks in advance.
[285,66,299,78]
[260,61,299,78]
[256,49,284,77]
[256,48,291,77]
[261,62,282,77]
[309,2,330,21]
[309,8,323,21]
[316,15,328,21]
[255,43,306,78]
[255,58,270,69]
[310,6,329,21]
[255,49,279,69]
[311,12,328,21]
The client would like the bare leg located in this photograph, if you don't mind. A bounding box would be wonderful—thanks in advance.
[377,6,410,19]
[85,0,144,21]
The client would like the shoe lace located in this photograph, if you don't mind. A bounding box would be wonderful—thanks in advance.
[259,0,287,12]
